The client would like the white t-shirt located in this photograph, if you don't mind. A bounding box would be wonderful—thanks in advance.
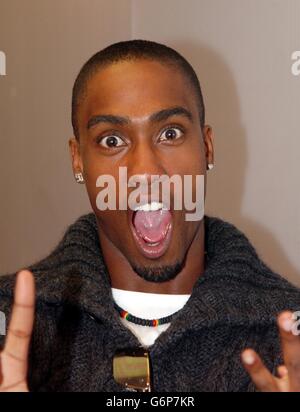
[111,288,191,347]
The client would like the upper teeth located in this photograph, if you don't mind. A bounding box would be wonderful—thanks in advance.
[134,201,164,212]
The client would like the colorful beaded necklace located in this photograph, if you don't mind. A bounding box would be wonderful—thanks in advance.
[114,301,182,327]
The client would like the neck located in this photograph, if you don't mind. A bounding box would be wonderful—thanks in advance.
[98,219,206,295]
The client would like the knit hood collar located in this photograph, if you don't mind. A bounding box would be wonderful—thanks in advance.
[2,213,299,344]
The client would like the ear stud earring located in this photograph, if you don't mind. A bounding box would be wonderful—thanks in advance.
[208,163,214,170]
[74,172,85,184]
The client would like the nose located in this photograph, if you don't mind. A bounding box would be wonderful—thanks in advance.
[126,140,167,183]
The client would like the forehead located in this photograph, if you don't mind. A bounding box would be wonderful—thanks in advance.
[80,60,197,121]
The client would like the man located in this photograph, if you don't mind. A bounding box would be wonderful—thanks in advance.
[0,39,300,392]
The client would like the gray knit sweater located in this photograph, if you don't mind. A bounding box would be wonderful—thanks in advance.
[0,213,300,392]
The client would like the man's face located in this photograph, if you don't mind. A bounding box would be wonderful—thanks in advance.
[70,59,213,281]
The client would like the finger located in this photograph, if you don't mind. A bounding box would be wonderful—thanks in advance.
[278,311,300,390]
[3,270,35,371]
[241,349,278,392]
[277,365,288,378]
[274,365,290,392]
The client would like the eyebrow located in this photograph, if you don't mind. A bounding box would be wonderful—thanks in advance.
[87,106,193,130]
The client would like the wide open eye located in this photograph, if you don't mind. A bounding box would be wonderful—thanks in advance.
[159,127,184,142]
[98,135,126,148]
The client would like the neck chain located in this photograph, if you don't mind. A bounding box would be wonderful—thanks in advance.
[114,302,181,327]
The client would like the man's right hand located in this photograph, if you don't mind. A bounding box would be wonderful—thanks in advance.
[0,270,35,392]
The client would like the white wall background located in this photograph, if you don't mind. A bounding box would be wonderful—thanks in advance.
[1,0,299,285]
[0,0,131,273]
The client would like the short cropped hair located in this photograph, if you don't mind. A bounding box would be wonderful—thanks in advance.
[71,39,205,139]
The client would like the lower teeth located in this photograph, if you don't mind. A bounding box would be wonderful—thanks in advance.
[135,230,161,246]
[146,241,160,247]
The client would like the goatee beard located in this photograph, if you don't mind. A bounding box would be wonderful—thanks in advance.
[131,261,185,283]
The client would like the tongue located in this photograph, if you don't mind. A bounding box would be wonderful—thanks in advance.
[133,209,172,243]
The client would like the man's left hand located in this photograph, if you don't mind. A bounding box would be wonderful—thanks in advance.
[242,311,300,392]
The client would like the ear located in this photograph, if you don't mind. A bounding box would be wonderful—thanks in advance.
[69,137,83,176]
[202,125,214,169]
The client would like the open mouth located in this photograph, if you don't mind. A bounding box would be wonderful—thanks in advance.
[129,201,173,259]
